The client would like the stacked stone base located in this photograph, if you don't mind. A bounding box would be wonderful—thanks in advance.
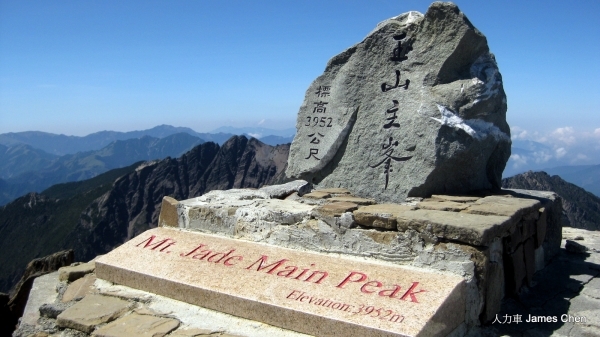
[163,181,562,327]
[13,181,563,337]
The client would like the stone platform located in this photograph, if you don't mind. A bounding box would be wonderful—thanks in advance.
[14,227,599,337]
[10,181,565,337]
[162,181,562,327]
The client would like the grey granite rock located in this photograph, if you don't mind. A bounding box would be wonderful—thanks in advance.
[286,2,510,202]
[259,180,312,199]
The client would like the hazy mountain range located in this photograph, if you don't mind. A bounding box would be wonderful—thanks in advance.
[0,133,203,205]
[1,124,598,208]
[0,125,294,156]
[0,135,598,296]
[0,136,288,293]
[0,125,295,205]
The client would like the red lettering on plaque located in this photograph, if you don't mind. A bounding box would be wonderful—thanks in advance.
[400,282,426,303]
[277,266,299,277]
[304,270,328,284]
[378,284,403,298]
[336,271,368,288]
[136,235,176,252]
[181,245,243,266]
[180,244,206,257]
[245,255,289,274]
[286,290,302,300]
[223,256,243,266]
[207,250,236,263]
[193,250,212,260]
[360,280,383,294]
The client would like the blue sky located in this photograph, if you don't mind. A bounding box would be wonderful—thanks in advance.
[1,0,599,167]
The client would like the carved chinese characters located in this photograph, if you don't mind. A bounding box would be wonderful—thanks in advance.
[370,35,414,189]
[303,88,333,161]
[286,76,358,177]
[287,3,511,202]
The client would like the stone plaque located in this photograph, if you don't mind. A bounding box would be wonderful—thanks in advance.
[96,228,465,337]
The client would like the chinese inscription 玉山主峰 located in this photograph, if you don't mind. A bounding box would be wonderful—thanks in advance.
[381,70,410,92]
[369,137,412,189]
[370,32,414,189]
[390,33,413,62]
[304,86,334,161]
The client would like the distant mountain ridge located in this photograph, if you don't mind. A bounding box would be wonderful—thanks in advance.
[0,125,203,155]
[543,165,600,197]
[0,125,295,156]
[0,136,289,293]
[0,133,203,205]
[0,144,59,179]
[211,126,296,138]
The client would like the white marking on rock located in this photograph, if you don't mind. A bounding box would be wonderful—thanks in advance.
[432,105,510,142]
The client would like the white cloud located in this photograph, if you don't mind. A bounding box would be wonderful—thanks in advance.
[509,154,528,168]
[510,126,529,140]
[533,151,553,163]
[257,119,265,125]
[550,127,576,145]
[508,126,600,169]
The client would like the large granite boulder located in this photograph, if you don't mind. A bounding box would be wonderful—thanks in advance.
[286,2,511,203]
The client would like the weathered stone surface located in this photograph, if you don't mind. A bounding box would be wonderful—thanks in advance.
[158,196,179,227]
[259,180,312,199]
[19,272,60,327]
[463,195,540,221]
[167,328,224,337]
[8,249,74,327]
[196,188,270,203]
[417,200,469,212]
[396,209,513,246]
[430,195,480,203]
[93,312,180,337]
[523,238,535,286]
[56,294,130,333]
[312,201,358,217]
[59,262,95,282]
[97,227,466,337]
[505,224,522,254]
[62,274,96,302]
[483,239,503,323]
[314,188,351,195]
[327,196,375,205]
[39,302,70,319]
[506,245,525,295]
[353,204,414,229]
[502,189,563,264]
[286,2,510,202]
[301,191,331,199]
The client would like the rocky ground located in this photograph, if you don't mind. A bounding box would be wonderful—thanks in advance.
[479,227,600,336]
[11,226,600,337]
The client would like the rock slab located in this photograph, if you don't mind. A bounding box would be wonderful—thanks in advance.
[96,227,465,337]
[286,2,510,202]
[56,294,130,333]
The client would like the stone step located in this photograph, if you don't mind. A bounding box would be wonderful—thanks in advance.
[96,227,466,337]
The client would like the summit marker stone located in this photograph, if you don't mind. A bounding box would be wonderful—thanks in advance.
[286,2,511,202]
